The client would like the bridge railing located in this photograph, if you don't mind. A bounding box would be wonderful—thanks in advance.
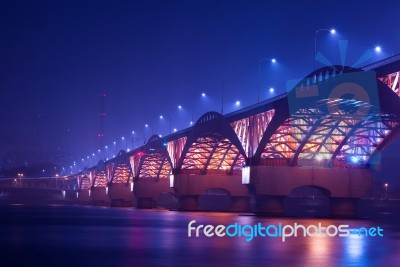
[362,53,400,71]
[0,177,77,190]
[259,158,290,166]
[179,169,241,176]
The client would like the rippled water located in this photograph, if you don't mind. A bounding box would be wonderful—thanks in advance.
[1,204,400,267]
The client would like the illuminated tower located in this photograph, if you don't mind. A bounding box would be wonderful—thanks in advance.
[98,91,106,150]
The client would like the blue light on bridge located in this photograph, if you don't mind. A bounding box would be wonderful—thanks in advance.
[351,156,359,164]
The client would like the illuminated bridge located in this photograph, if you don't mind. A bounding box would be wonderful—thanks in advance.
[70,55,400,216]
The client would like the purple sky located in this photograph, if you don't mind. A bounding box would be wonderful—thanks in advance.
[0,0,398,170]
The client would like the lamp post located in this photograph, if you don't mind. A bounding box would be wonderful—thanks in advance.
[105,146,109,159]
[258,57,276,103]
[121,136,126,150]
[17,173,23,188]
[384,183,388,199]
[314,28,336,71]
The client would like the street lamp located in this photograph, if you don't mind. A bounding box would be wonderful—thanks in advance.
[17,173,23,188]
[258,57,277,103]
[314,28,336,71]
[375,46,382,53]
[384,183,388,199]
[121,136,126,150]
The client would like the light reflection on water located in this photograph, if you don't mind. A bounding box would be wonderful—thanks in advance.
[0,205,400,267]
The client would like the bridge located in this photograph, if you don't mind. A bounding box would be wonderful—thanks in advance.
[3,55,400,217]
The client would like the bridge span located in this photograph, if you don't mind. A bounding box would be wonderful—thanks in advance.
[4,56,400,217]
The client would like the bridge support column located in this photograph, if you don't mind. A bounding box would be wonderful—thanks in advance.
[178,195,199,211]
[230,196,251,212]
[91,188,110,206]
[330,197,358,218]
[78,190,90,205]
[255,195,285,216]
[136,197,155,209]
[108,184,134,207]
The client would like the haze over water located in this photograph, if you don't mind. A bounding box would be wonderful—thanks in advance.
[1,205,399,267]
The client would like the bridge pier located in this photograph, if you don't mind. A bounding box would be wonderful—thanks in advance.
[77,190,91,204]
[173,174,250,212]
[330,197,358,217]
[136,197,156,209]
[91,188,110,206]
[254,195,285,215]
[178,195,199,211]
[133,180,174,209]
[108,184,134,207]
[230,196,251,212]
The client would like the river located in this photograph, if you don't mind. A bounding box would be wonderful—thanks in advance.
[1,204,399,267]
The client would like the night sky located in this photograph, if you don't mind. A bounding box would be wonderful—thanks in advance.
[1,0,399,171]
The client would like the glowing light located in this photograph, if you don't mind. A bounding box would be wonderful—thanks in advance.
[105,145,108,149]
[173,128,177,132]
[159,115,163,119]
[98,149,100,152]
[121,136,125,140]
[92,153,95,156]
[269,87,274,93]
[190,121,193,125]
[145,124,149,127]
[178,105,182,109]
[271,58,276,63]
[351,156,359,163]
[201,93,206,97]
[235,100,241,106]
[330,28,336,34]
[113,141,116,145]
[375,46,382,53]
[316,154,323,161]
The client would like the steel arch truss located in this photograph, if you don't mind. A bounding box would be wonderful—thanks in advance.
[379,71,400,96]
[167,137,187,168]
[231,109,275,157]
[261,108,323,159]
[259,66,400,166]
[80,175,91,190]
[92,161,108,188]
[177,112,247,175]
[335,115,400,163]
[93,171,108,188]
[110,151,133,184]
[136,135,173,180]
[138,152,172,179]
